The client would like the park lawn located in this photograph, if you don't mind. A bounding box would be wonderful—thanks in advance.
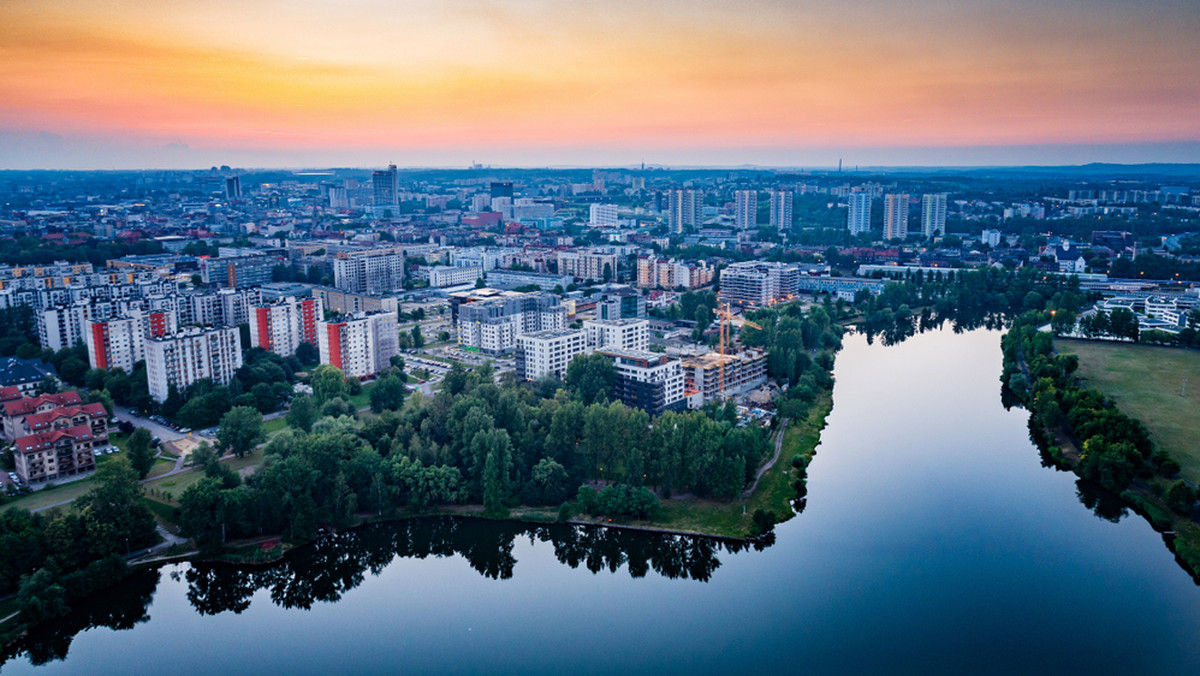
[1057,339,1200,482]
[109,432,130,452]
[144,448,265,504]
[263,416,288,436]
[1,477,96,514]
[145,457,176,479]
[347,381,377,410]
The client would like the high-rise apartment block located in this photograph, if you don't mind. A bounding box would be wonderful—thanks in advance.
[668,189,703,233]
[847,192,872,235]
[37,301,91,351]
[636,257,715,289]
[318,312,400,379]
[719,262,800,307]
[884,194,909,241]
[333,251,405,295]
[735,190,757,230]
[556,250,619,282]
[249,296,323,357]
[145,326,244,402]
[921,193,948,238]
[84,310,177,373]
[769,190,794,230]
[373,164,399,207]
[589,203,620,227]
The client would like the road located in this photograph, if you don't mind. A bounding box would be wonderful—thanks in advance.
[114,405,187,443]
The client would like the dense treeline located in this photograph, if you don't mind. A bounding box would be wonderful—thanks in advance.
[0,460,158,625]
[178,360,781,549]
[1001,315,1162,493]
[0,237,166,267]
[741,303,842,420]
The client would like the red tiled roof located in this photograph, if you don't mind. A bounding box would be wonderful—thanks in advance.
[1,391,83,417]
[0,386,21,402]
[24,403,107,431]
[14,424,94,455]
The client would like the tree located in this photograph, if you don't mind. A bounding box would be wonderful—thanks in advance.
[179,477,227,551]
[370,373,407,413]
[18,567,69,624]
[1167,481,1196,514]
[565,353,615,405]
[128,427,155,479]
[411,325,424,349]
[311,364,348,404]
[38,376,59,394]
[286,394,318,433]
[217,406,264,458]
[295,342,319,366]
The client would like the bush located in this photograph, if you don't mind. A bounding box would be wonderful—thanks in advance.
[1167,481,1197,515]
[751,509,777,536]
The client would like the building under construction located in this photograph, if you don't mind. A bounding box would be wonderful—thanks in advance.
[680,349,768,402]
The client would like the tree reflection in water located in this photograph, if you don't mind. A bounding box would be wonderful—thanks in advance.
[185,517,760,616]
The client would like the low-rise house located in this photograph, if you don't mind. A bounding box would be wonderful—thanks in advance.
[13,424,98,484]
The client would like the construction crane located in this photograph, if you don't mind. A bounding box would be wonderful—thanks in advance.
[716,302,762,398]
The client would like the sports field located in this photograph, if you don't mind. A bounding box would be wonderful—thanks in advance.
[1057,339,1200,482]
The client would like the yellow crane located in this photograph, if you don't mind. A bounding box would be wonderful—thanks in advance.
[716,302,762,398]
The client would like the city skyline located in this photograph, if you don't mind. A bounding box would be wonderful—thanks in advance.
[1,0,1198,169]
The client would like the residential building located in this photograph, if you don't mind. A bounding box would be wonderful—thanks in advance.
[636,257,715,289]
[458,292,567,355]
[981,229,1002,248]
[145,326,244,402]
[556,250,619,282]
[428,265,483,288]
[23,403,108,443]
[37,300,91,351]
[13,425,97,484]
[720,261,799,306]
[884,194,909,241]
[668,189,703,233]
[769,190,794,230]
[589,203,620,227]
[922,193,948,238]
[598,348,686,416]
[515,329,587,381]
[84,310,177,372]
[0,357,58,394]
[486,269,573,291]
[2,391,84,440]
[847,192,872,235]
[199,254,277,289]
[735,190,757,230]
[318,311,399,379]
[333,251,405,295]
[314,287,399,315]
[583,318,650,351]
[249,296,323,357]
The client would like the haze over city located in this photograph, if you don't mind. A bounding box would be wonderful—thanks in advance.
[2,0,1199,169]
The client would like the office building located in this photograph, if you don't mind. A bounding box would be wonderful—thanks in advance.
[589,203,620,227]
[145,327,244,402]
[922,193,948,238]
[583,318,649,351]
[249,296,323,357]
[769,190,794,230]
[490,182,514,199]
[373,164,399,208]
[224,175,242,200]
[595,287,645,319]
[735,190,757,230]
[318,312,400,379]
[515,329,587,381]
[428,266,483,288]
[884,194,909,241]
[598,348,686,415]
[847,192,872,235]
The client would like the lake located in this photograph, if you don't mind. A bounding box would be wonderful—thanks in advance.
[8,327,1200,674]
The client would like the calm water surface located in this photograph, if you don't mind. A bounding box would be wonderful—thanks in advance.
[8,328,1200,675]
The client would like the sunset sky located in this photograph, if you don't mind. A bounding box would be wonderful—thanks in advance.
[2,0,1198,169]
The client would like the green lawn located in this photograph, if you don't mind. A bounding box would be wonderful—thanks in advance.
[263,416,288,435]
[347,381,377,410]
[1057,339,1200,482]
[143,448,265,504]
[1,477,96,514]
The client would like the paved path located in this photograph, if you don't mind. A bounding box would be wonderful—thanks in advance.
[741,418,789,499]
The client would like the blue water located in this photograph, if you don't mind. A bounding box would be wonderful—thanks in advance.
[8,328,1200,675]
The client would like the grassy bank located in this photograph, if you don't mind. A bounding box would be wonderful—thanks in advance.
[1057,339,1200,482]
